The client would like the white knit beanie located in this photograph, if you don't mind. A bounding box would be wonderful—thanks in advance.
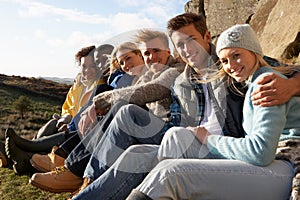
[216,24,263,57]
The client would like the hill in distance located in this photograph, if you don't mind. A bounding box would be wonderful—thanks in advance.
[0,73,71,140]
[40,76,73,85]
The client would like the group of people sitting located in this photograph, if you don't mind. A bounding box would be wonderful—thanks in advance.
[0,12,300,200]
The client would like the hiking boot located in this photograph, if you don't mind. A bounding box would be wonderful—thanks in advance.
[29,166,83,193]
[30,146,65,172]
[5,137,35,175]
[71,177,93,198]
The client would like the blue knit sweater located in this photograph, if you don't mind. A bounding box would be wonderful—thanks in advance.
[207,66,300,166]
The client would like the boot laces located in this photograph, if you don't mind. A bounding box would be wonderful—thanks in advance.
[54,166,67,174]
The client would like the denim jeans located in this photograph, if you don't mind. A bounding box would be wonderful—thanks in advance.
[133,127,294,200]
[136,159,293,200]
[59,132,81,156]
[72,126,210,199]
[75,126,293,200]
[65,100,129,177]
[83,103,166,181]
[73,145,160,200]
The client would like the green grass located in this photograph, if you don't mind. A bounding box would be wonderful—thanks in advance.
[0,78,71,199]
[0,167,70,200]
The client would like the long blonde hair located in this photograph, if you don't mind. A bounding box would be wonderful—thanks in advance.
[197,53,300,96]
[219,53,300,96]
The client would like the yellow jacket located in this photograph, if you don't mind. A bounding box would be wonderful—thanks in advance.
[61,73,105,117]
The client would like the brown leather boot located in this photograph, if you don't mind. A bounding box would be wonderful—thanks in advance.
[29,166,83,193]
[30,146,65,172]
[0,148,8,167]
[0,141,10,167]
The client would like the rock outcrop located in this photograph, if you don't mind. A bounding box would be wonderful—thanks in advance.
[184,0,300,64]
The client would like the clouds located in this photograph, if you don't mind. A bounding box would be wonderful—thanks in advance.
[18,0,183,49]
[15,0,108,24]
[0,0,187,78]
[11,0,166,48]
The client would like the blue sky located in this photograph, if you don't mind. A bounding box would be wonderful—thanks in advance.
[0,0,187,78]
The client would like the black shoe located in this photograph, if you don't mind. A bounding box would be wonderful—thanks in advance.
[5,137,35,175]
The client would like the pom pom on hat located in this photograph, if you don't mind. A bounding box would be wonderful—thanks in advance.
[216,24,263,56]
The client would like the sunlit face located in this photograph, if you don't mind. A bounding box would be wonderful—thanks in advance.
[94,48,112,68]
[116,49,145,76]
[80,55,98,81]
[171,24,211,71]
[138,37,170,72]
[218,47,256,82]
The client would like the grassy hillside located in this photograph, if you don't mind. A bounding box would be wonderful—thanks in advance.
[0,74,71,199]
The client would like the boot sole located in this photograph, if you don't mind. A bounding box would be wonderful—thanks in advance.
[29,178,78,193]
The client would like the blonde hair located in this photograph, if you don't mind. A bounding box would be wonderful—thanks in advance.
[217,53,300,96]
[108,42,141,74]
[135,29,169,49]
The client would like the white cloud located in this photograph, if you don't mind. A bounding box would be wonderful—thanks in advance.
[45,31,109,48]
[34,29,45,39]
[13,0,109,24]
[113,0,144,7]
[46,31,89,47]
[109,12,156,33]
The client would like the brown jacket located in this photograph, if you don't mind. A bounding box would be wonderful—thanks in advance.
[93,56,185,121]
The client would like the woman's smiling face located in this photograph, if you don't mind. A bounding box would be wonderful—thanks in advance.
[116,49,144,76]
[218,47,256,82]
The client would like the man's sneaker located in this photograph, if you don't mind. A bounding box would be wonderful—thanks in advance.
[30,146,65,172]
[29,166,83,193]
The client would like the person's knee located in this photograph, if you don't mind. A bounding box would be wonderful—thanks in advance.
[117,104,136,116]
[125,144,159,154]
[150,160,175,178]
[164,127,190,141]
[118,104,151,126]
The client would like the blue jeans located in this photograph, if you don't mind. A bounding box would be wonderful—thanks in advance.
[135,127,294,200]
[74,126,293,200]
[136,159,293,200]
[65,100,129,177]
[83,103,166,181]
[73,145,159,200]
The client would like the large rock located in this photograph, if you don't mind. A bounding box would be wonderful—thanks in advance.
[250,0,300,63]
[184,0,300,63]
[204,0,258,38]
[184,0,205,16]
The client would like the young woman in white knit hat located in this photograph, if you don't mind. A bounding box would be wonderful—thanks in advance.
[127,24,300,200]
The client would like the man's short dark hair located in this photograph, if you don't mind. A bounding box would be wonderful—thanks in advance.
[167,13,208,38]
